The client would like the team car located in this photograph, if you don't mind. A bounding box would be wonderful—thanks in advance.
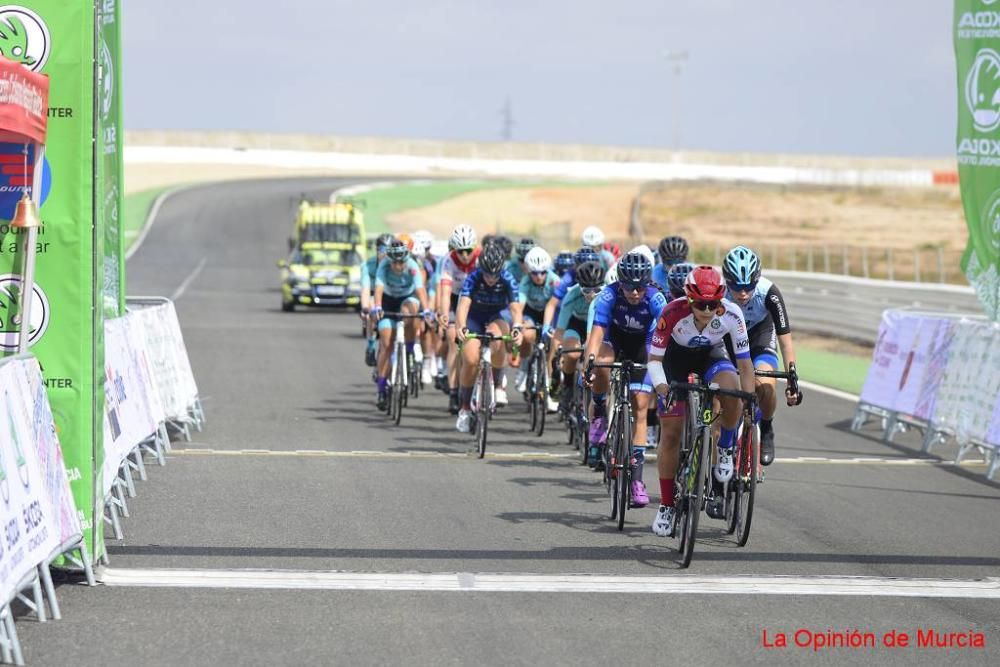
[278,242,364,311]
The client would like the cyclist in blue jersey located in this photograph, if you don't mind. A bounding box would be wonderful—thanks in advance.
[370,240,432,409]
[554,252,575,277]
[583,252,667,507]
[552,260,605,408]
[360,233,395,366]
[455,243,523,432]
[506,238,536,286]
[651,235,689,293]
[665,262,696,300]
[543,247,601,387]
[515,247,559,400]
[722,246,801,465]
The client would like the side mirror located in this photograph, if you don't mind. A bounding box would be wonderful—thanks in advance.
[277,259,288,268]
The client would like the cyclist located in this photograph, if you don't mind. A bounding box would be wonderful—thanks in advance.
[722,246,801,465]
[412,232,439,386]
[647,265,756,536]
[583,251,667,507]
[543,247,601,388]
[507,238,536,286]
[515,247,559,403]
[581,225,617,269]
[603,242,623,264]
[455,243,523,432]
[437,225,481,414]
[665,262,696,300]
[652,235,689,293]
[370,240,432,409]
[360,233,395,366]
[552,260,605,419]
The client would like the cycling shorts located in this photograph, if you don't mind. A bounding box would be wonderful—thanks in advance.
[604,328,651,393]
[466,309,511,335]
[657,343,736,418]
[523,305,545,326]
[378,293,420,331]
[561,315,588,344]
[749,320,779,369]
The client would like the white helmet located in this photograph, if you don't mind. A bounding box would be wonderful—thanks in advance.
[581,226,605,248]
[630,244,656,267]
[413,230,434,251]
[449,224,477,250]
[605,260,619,286]
[524,247,552,273]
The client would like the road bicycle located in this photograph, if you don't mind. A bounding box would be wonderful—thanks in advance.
[462,332,516,458]
[663,376,756,568]
[555,346,589,463]
[585,355,646,531]
[382,312,424,425]
[519,325,548,436]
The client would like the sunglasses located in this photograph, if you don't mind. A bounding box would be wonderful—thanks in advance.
[689,299,721,311]
[620,282,647,294]
[530,270,548,277]
[456,248,474,255]
[726,281,757,293]
[581,287,602,296]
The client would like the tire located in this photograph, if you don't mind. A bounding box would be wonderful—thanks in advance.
[679,426,708,568]
[528,357,539,433]
[412,361,421,399]
[477,369,490,459]
[281,298,294,312]
[534,356,546,437]
[736,424,759,547]
[616,405,632,531]
[607,411,620,521]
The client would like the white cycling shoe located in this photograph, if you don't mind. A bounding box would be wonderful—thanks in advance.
[651,505,675,537]
[456,410,473,433]
[495,386,509,406]
[714,447,734,483]
[421,365,432,386]
[514,369,528,393]
[546,396,559,413]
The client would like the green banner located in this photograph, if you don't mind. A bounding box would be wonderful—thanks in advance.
[0,2,106,560]
[955,0,1000,320]
[97,0,123,318]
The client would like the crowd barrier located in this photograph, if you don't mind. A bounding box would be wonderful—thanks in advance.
[851,309,1000,481]
[0,295,201,664]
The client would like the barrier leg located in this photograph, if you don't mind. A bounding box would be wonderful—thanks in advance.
[1,605,23,666]
[38,564,60,621]
[988,449,999,480]
[15,574,45,623]
[0,608,11,664]
[80,541,96,586]
[104,498,123,540]
[113,478,130,518]
[159,423,172,454]
[119,461,136,499]
[131,447,147,482]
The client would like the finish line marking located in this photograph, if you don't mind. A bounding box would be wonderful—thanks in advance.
[97,568,1000,598]
[168,449,988,467]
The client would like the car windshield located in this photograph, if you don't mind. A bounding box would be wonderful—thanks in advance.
[294,249,362,265]
[300,223,362,245]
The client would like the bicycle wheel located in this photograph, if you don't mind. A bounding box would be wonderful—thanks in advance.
[735,423,759,547]
[392,373,404,426]
[411,360,421,399]
[678,425,707,568]
[527,356,539,432]
[725,420,748,535]
[534,356,547,437]
[477,367,490,459]
[607,409,621,520]
[616,405,633,531]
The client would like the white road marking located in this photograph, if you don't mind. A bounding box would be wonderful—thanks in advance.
[98,568,1000,598]
[167,448,987,467]
[125,186,187,261]
[170,256,207,301]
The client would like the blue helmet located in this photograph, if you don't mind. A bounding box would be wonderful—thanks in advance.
[574,247,600,267]
[666,262,696,297]
[617,251,652,288]
[722,246,762,288]
[554,252,575,276]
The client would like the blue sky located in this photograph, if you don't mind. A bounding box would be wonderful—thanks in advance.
[122,1,956,157]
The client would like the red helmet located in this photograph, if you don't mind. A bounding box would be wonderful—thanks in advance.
[684,265,726,301]
[603,241,622,261]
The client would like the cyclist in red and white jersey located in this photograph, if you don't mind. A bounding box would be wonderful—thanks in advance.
[437,225,481,414]
[647,265,756,536]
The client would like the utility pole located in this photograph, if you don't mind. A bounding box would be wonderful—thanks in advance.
[500,95,514,141]
[664,50,689,151]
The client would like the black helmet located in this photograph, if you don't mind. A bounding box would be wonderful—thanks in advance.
[376,233,395,250]
[385,240,409,262]
[617,251,652,288]
[496,235,514,260]
[575,260,606,289]
[479,242,507,275]
[657,235,689,264]
[667,262,696,297]
[554,252,575,276]
[515,237,536,260]
[573,247,600,267]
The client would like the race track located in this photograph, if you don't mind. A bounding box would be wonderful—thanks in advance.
[20,178,1000,666]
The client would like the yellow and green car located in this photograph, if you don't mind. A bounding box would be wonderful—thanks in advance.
[278,242,364,311]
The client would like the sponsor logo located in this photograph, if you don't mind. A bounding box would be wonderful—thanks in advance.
[966,48,1000,132]
[0,6,50,71]
[737,339,750,350]
[0,142,51,218]
[710,318,721,330]
[0,274,49,351]
[687,335,711,348]
[983,188,1000,253]
[98,37,114,122]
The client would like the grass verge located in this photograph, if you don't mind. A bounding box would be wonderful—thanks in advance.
[794,344,870,395]
[123,185,176,252]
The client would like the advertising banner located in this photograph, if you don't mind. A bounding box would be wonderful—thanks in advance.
[955,0,1000,319]
[932,320,1000,444]
[96,0,123,318]
[0,2,105,560]
[0,360,60,603]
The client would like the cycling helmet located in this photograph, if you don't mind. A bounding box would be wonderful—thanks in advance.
[722,245,762,287]
[515,237,536,260]
[603,242,622,261]
[657,235,689,264]
[449,224,477,251]
[605,261,619,286]
[617,251,653,288]
[524,247,552,273]
[574,247,601,267]
[575,260,606,288]
[413,230,434,250]
[479,242,507,275]
[666,262,696,297]
[375,233,395,251]
[554,252,575,276]
[685,265,726,301]
[496,235,514,260]
[630,244,656,267]
[397,232,414,251]
[386,240,410,262]
[581,226,605,248]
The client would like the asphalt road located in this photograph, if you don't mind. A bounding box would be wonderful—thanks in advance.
[17,178,1000,666]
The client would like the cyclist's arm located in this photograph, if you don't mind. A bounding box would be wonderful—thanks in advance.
[777,332,796,371]
[373,284,384,310]
[737,356,756,395]
[509,301,524,329]
[543,295,559,328]
[415,286,430,313]
[584,324,605,362]
[456,296,471,332]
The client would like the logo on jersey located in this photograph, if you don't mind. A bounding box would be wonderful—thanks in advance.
[687,335,711,348]
[710,318,721,330]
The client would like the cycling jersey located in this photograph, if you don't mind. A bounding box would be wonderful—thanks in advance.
[505,258,525,285]
[361,256,380,292]
[725,277,791,335]
[557,285,593,328]
[375,257,424,298]
[592,285,668,339]
[599,249,616,271]
[552,270,576,301]
[650,298,750,360]
[460,268,519,313]
[438,249,480,288]
[518,270,560,312]
[651,264,670,293]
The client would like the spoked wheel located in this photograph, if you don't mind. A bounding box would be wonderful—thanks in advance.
[527,359,539,433]
[733,424,759,547]
[616,407,632,531]
[533,360,547,437]
[477,371,490,459]
[678,428,707,568]
[392,379,404,426]
[411,361,421,399]
[607,413,621,521]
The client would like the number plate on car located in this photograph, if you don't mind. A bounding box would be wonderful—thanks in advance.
[317,285,345,296]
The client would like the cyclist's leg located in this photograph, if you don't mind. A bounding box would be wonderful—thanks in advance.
[705,354,741,498]
[588,339,615,445]
[749,322,780,463]
[375,313,395,405]
[487,316,511,402]
[651,400,685,536]
[401,297,420,344]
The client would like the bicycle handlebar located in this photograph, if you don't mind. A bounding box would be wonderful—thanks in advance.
[381,312,426,319]
[666,380,756,403]
[555,346,585,359]
[754,366,804,405]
